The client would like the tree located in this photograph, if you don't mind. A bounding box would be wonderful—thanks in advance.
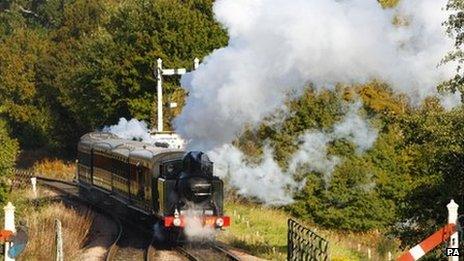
[36,0,228,149]
[0,28,55,148]
[60,0,228,131]
[394,99,464,247]
[440,0,464,99]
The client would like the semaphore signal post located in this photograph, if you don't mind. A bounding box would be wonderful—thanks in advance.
[154,57,199,132]
[151,58,199,150]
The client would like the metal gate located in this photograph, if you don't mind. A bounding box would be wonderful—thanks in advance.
[287,218,329,261]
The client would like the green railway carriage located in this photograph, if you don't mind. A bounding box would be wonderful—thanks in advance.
[76,132,229,241]
[77,132,184,214]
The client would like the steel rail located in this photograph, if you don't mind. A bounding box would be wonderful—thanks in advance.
[210,243,241,261]
[104,216,123,261]
[175,246,200,261]
[145,235,157,261]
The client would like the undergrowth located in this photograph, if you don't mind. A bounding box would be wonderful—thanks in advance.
[33,159,76,181]
[6,189,93,260]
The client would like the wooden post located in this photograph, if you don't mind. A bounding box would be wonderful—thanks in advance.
[387,251,392,260]
[4,202,15,261]
[55,219,63,261]
[194,58,200,70]
[367,248,371,260]
[447,199,459,261]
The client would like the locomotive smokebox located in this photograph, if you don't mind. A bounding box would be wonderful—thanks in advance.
[178,151,214,203]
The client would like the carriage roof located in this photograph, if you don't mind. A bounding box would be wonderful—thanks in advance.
[78,132,185,167]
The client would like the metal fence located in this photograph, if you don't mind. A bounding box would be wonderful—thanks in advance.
[288,218,329,261]
[10,169,33,192]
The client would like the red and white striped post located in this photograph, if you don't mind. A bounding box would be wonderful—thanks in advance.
[397,199,459,261]
[447,199,459,261]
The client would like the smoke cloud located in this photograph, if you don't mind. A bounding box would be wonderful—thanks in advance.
[210,103,378,205]
[175,0,457,150]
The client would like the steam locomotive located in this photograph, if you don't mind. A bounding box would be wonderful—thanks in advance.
[76,132,230,241]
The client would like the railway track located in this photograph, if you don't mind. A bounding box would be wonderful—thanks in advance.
[176,243,241,261]
[15,171,242,261]
[105,221,155,261]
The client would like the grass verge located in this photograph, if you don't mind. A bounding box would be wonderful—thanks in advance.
[219,201,397,260]
[7,190,93,260]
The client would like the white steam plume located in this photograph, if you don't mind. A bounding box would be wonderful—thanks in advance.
[210,103,378,205]
[288,132,339,186]
[175,0,457,150]
[209,144,299,205]
[183,207,217,242]
[103,118,153,142]
[332,101,378,152]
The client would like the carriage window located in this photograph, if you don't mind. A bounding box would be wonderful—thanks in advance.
[161,160,183,179]
[77,151,91,166]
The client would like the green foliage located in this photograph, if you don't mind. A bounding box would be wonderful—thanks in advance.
[0,28,56,148]
[0,0,227,150]
[61,0,228,130]
[440,0,464,97]
[393,99,464,246]
[0,119,19,203]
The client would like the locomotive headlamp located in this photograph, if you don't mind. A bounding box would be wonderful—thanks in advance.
[173,217,182,227]
[216,218,224,227]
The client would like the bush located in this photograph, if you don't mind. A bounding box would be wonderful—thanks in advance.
[33,159,76,181]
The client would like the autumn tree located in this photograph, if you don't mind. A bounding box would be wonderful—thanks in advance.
[440,0,464,99]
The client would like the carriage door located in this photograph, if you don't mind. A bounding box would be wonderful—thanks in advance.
[144,170,151,206]
[136,163,145,201]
